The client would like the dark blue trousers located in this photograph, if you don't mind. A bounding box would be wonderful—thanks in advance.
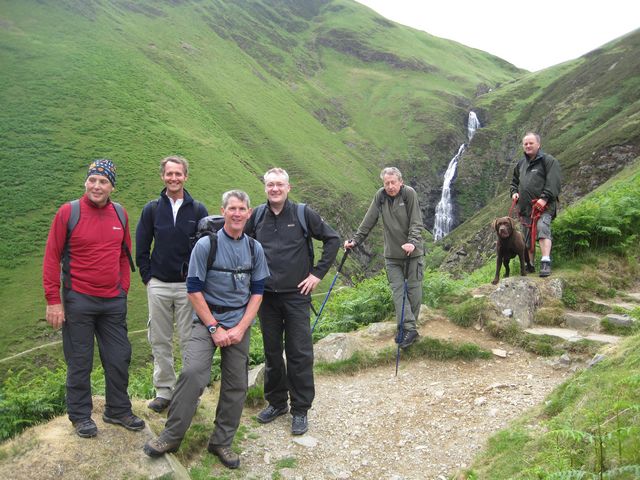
[259,292,314,416]
[62,289,132,421]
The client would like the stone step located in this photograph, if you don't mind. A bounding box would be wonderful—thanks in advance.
[587,298,637,312]
[524,327,621,344]
[625,292,640,303]
[603,313,636,327]
[563,311,601,331]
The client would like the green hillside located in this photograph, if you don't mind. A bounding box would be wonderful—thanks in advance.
[0,0,519,360]
[437,29,640,274]
[454,29,640,223]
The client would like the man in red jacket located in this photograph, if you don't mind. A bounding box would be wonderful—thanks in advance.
[43,159,145,438]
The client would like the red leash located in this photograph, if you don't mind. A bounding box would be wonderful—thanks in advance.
[527,199,546,258]
[511,197,545,258]
[508,197,518,218]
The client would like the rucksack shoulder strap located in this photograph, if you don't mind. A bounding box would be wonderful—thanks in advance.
[296,203,308,238]
[206,233,218,272]
[253,204,267,230]
[67,199,81,234]
[206,233,255,274]
[111,201,127,229]
[112,202,135,272]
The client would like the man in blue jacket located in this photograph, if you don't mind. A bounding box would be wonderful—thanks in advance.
[136,155,208,412]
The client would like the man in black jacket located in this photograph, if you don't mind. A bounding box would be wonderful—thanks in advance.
[510,133,562,277]
[136,156,208,412]
[245,167,340,435]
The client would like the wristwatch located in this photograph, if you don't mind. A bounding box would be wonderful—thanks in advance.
[207,324,218,334]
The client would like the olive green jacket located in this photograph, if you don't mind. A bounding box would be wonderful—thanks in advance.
[352,185,424,259]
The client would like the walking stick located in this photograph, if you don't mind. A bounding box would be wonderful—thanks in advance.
[310,250,350,334]
[395,258,410,377]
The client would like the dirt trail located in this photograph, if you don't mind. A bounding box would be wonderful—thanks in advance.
[237,318,571,479]
[0,318,572,480]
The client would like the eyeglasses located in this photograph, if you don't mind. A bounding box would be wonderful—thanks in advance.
[266,182,288,189]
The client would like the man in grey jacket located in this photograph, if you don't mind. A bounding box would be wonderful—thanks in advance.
[345,167,425,349]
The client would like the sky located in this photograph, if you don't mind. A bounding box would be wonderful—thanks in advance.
[356,1,639,71]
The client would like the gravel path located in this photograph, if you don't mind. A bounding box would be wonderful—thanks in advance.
[235,319,572,480]
[0,318,572,480]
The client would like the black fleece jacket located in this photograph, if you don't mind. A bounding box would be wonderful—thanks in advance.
[245,199,340,293]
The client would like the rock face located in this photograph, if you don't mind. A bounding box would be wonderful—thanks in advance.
[489,278,563,328]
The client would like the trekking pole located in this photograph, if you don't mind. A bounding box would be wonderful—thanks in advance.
[310,249,350,334]
[395,258,410,377]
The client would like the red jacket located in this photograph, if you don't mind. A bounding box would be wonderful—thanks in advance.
[43,194,132,304]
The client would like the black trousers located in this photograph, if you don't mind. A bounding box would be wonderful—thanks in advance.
[259,292,314,416]
[62,289,132,421]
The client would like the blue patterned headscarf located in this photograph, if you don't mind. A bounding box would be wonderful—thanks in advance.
[87,159,117,186]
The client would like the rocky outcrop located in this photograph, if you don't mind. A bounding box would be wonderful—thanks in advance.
[489,277,563,328]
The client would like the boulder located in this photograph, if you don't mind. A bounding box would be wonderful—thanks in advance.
[248,363,265,389]
[361,322,396,339]
[314,333,364,363]
[490,278,542,328]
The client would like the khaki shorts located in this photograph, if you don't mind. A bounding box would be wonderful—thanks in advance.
[536,213,553,241]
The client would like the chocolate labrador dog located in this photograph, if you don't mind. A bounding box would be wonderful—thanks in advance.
[491,216,533,285]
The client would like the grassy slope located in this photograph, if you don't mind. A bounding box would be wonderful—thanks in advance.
[470,333,640,479]
[0,0,518,360]
[458,159,640,478]
[453,29,640,223]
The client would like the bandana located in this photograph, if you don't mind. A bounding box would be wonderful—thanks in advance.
[87,159,116,186]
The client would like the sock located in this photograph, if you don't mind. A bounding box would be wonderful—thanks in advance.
[541,256,550,262]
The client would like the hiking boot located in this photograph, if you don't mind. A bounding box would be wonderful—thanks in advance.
[539,261,551,278]
[256,404,288,424]
[72,418,98,438]
[291,414,308,435]
[102,413,145,431]
[148,396,171,413]
[526,264,536,273]
[143,437,180,457]
[399,329,419,349]
[208,445,240,469]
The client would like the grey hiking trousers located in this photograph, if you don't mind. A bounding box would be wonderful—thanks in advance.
[160,321,250,447]
[385,256,423,332]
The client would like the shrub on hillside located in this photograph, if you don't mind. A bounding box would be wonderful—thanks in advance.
[446,297,491,328]
[423,269,464,308]
[313,273,393,339]
[553,172,640,258]
[0,366,66,441]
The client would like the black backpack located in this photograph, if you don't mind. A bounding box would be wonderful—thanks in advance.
[252,202,314,265]
[63,200,135,289]
[195,215,255,273]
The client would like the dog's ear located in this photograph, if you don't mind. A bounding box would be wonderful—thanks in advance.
[508,217,516,229]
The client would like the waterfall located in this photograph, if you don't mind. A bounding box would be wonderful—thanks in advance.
[433,112,481,241]
[433,144,465,241]
[468,111,480,142]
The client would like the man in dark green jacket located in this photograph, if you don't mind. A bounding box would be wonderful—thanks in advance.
[345,167,425,348]
[510,132,562,277]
